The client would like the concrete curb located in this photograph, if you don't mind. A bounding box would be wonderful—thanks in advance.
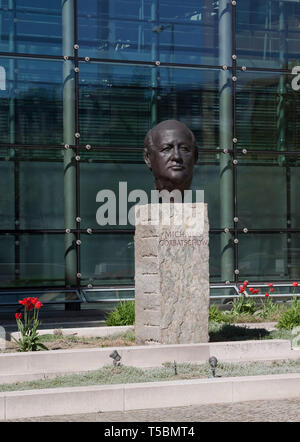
[7,322,277,340]
[0,339,296,385]
[1,373,300,420]
[8,325,134,340]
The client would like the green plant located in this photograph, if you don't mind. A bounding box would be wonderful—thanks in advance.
[105,300,135,326]
[209,304,228,323]
[259,297,280,320]
[231,296,257,315]
[13,297,48,352]
[277,297,300,330]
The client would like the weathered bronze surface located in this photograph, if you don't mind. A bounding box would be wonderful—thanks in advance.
[144,119,198,195]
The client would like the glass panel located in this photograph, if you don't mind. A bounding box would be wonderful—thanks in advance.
[290,163,300,229]
[238,233,288,281]
[78,0,220,66]
[0,0,62,56]
[0,148,65,230]
[0,57,63,145]
[0,234,65,288]
[0,289,79,305]
[79,62,220,149]
[288,233,300,281]
[236,71,300,151]
[210,233,231,282]
[236,0,300,69]
[0,235,14,287]
[0,154,14,229]
[19,158,64,229]
[19,234,65,287]
[158,68,220,149]
[80,233,135,286]
[237,154,287,229]
[210,286,238,304]
[83,288,134,302]
[80,159,153,230]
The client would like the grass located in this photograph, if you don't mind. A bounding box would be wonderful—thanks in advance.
[1,330,136,353]
[209,321,300,344]
[1,359,300,393]
[39,330,136,345]
[209,302,288,324]
[2,323,298,354]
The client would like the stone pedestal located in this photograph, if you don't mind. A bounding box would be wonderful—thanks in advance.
[134,203,210,345]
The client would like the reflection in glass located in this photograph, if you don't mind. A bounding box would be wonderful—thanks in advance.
[0,0,62,55]
[0,234,65,288]
[237,155,287,229]
[0,58,63,145]
[79,63,219,148]
[19,161,64,229]
[19,234,65,287]
[239,233,288,281]
[209,233,232,282]
[290,165,300,229]
[236,71,300,151]
[0,235,14,287]
[78,0,220,65]
[80,234,135,286]
[83,288,134,302]
[0,159,14,229]
[237,0,300,68]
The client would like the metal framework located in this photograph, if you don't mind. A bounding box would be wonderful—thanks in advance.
[0,0,300,305]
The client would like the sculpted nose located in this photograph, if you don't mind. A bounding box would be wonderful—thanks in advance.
[171,145,182,162]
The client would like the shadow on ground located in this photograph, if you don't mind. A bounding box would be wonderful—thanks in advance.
[209,324,270,342]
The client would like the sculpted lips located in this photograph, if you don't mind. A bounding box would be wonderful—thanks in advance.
[169,164,184,170]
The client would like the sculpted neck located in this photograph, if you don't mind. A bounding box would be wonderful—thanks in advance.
[154,177,193,200]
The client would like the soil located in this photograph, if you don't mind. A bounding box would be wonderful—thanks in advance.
[2,335,136,353]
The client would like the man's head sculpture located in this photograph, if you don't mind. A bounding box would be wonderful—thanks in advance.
[144,119,198,196]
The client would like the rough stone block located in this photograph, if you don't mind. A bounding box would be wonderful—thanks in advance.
[135,203,209,345]
[135,274,159,294]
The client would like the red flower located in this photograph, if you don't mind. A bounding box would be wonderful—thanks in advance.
[252,289,260,294]
[243,280,248,286]
[293,282,298,287]
[15,313,22,320]
[18,297,35,311]
[249,288,254,293]
[239,286,245,293]
[268,283,273,287]
[265,293,269,297]
[18,296,43,311]
[270,287,274,293]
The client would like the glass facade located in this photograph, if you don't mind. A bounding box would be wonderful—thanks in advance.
[1,0,300,306]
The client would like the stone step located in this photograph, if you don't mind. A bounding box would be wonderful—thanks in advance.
[2,373,300,420]
[0,339,295,385]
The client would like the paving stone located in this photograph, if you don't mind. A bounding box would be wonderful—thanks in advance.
[7,398,300,422]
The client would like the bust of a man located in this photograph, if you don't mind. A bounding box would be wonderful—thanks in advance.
[144,119,198,195]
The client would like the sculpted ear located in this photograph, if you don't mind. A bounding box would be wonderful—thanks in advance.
[144,149,152,169]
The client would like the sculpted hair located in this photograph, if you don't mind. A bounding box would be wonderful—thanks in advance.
[144,120,198,167]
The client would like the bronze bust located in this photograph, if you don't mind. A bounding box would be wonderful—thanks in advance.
[144,119,198,196]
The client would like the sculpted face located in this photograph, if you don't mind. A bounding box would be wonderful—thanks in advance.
[144,120,197,194]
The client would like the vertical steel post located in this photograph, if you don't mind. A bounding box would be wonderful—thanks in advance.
[8,0,20,283]
[277,1,292,279]
[219,0,234,282]
[62,0,77,289]
[151,0,159,126]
